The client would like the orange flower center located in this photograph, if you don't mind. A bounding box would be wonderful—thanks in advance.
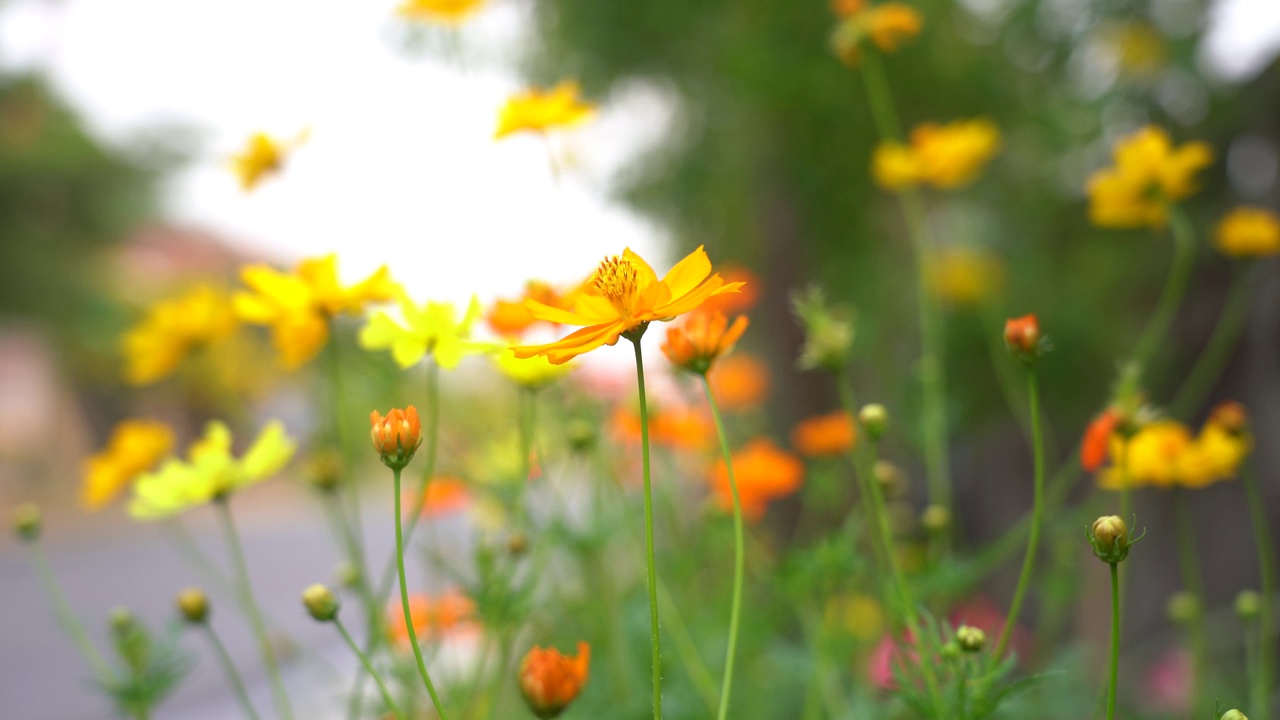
[593,255,639,316]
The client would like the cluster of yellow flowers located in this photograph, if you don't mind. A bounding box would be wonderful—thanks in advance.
[829,0,924,67]
[873,118,1002,190]
[1094,403,1252,490]
[1086,126,1213,229]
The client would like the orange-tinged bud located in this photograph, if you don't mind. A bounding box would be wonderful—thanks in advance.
[1081,409,1120,472]
[518,641,590,719]
[661,311,749,376]
[1208,400,1248,436]
[370,406,422,469]
[1003,314,1042,363]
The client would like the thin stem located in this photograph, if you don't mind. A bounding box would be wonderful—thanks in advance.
[656,573,719,714]
[325,324,367,567]
[1171,266,1253,418]
[631,337,664,720]
[201,623,262,720]
[29,541,115,682]
[334,616,406,720]
[1173,490,1207,716]
[393,465,449,718]
[1130,206,1197,373]
[482,632,514,720]
[215,500,294,720]
[321,492,378,627]
[992,368,1045,664]
[161,518,232,590]
[1106,562,1120,720]
[702,377,744,720]
[1244,465,1276,720]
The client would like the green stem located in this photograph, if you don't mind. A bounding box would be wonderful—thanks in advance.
[202,623,262,720]
[393,465,449,718]
[215,500,294,720]
[1244,465,1276,720]
[1106,562,1120,720]
[29,541,115,682]
[992,368,1045,664]
[326,323,368,569]
[1170,266,1253,418]
[1130,206,1197,373]
[656,573,719,714]
[702,377,744,720]
[1173,490,1207,716]
[321,492,378,629]
[630,336,664,720]
[334,616,405,720]
[482,632,514,720]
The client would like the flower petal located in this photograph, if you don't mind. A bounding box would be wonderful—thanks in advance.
[661,245,712,300]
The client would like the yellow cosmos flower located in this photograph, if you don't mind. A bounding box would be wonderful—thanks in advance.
[82,420,175,510]
[830,1,923,66]
[873,119,1001,190]
[360,294,486,369]
[1097,414,1250,491]
[130,420,296,519]
[228,129,309,192]
[1214,207,1280,258]
[494,82,595,140]
[396,0,484,23]
[511,246,745,365]
[122,285,238,385]
[1086,126,1213,229]
[235,255,399,370]
[493,348,574,389]
[924,247,1006,306]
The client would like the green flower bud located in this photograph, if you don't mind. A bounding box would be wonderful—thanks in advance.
[921,504,951,534]
[1221,710,1248,720]
[176,588,210,624]
[1234,590,1261,621]
[1088,515,1132,564]
[859,404,888,440]
[12,503,40,542]
[302,583,339,622]
[955,625,986,653]
[1165,591,1201,624]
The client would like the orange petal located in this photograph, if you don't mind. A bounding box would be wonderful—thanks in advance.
[661,245,713,300]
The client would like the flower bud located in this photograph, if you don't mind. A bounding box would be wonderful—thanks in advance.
[12,503,40,542]
[1234,590,1261,621]
[1209,400,1249,437]
[565,419,597,454]
[334,562,361,589]
[1165,591,1201,624]
[873,460,907,498]
[921,504,950,534]
[859,404,888,440]
[302,583,339,622]
[791,286,855,373]
[370,406,422,470]
[1088,515,1131,564]
[305,450,344,493]
[1003,314,1043,363]
[519,642,590,719]
[1221,711,1248,720]
[110,606,136,633]
[176,588,210,624]
[955,625,986,653]
[507,532,529,557]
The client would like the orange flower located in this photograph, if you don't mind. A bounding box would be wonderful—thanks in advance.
[700,266,760,314]
[511,246,744,364]
[487,281,569,337]
[386,590,476,648]
[1081,409,1120,472]
[662,311,749,375]
[791,411,857,458]
[612,405,713,450]
[370,406,422,468]
[707,353,771,410]
[1003,314,1041,359]
[518,642,590,719]
[408,476,471,516]
[711,438,805,521]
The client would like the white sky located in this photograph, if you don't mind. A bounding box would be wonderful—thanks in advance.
[0,0,1277,309]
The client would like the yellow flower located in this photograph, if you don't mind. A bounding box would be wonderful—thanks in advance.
[1214,207,1280,258]
[122,285,238,385]
[1097,412,1250,490]
[511,246,745,364]
[493,349,574,389]
[360,294,486,369]
[825,592,886,643]
[830,2,923,67]
[494,82,595,140]
[235,255,399,370]
[396,0,484,24]
[873,118,1001,190]
[228,129,309,192]
[924,247,1006,306]
[82,420,175,510]
[130,421,296,519]
[1087,126,1213,229]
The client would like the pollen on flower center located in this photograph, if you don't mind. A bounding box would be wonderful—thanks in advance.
[593,255,640,314]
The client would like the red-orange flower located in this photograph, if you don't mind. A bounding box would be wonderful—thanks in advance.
[486,281,569,337]
[707,353,771,410]
[386,590,476,648]
[700,266,760,314]
[407,476,471,516]
[370,406,422,468]
[612,405,714,450]
[511,246,744,364]
[712,438,805,521]
[792,411,857,457]
[1003,314,1041,359]
[518,642,590,719]
[662,311,749,375]
[1081,409,1120,472]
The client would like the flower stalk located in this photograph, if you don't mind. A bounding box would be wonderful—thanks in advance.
[1243,465,1275,720]
[334,614,406,720]
[1129,206,1196,373]
[702,376,744,720]
[392,465,449,718]
[629,333,665,720]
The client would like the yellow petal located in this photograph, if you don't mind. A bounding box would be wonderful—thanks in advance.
[661,245,713,300]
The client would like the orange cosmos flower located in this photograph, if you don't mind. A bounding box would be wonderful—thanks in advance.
[612,405,714,450]
[408,476,471,516]
[370,406,422,469]
[792,411,857,457]
[1081,409,1121,472]
[519,642,590,719]
[711,438,805,521]
[487,281,570,337]
[708,353,771,410]
[494,82,595,140]
[662,311,749,375]
[700,266,760,314]
[511,246,745,364]
[1003,314,1042,361]
[386,590,476,648]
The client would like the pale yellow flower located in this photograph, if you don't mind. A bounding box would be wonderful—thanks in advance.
[492,348,574,389]
[873,119,1001,190]
[82,420,175,510]
[228,129,309,192]
[122,285,238,385]
[494,82,595,140]
[360,294,486,369]
[1087,126,1213,229]
[1214,207,1280,258]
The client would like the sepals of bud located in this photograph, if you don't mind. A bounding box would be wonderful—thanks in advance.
[1088,515,1142,564]
[302,583,340,622]
[177,588,210,624]
[370,406,423,470]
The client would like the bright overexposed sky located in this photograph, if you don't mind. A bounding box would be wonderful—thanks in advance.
[0,0,1278,309]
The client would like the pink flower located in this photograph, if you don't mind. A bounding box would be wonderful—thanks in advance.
[1144,648,1192,714]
